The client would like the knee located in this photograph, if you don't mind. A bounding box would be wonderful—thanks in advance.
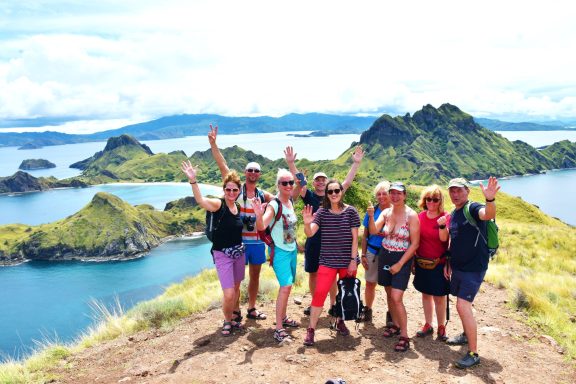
[223,290,235,303]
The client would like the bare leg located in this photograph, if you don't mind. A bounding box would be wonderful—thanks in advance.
[456,298,477,353]
[390,288,408,338]
[434,295,447,326]
[222,287,236,322]
[422,293,434,325]
[247,263,262,309]
[365,281,377,308]
[308,272,317,298]
[275,285,292,330]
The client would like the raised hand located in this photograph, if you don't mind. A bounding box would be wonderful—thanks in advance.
[302,205,314,226]
[180,160,198,182]
[437,215,447,226]
[351,145,364,163]
[252,197,265,217]
[284,146,297,164]
[208,124,218,145]
[480,176,500,201]
[366,202,375,217]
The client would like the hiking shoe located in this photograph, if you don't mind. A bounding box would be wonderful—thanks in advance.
[336,319,350,336]
[273,328,291,343]
[304,327,315,346]
[328,307,336,317]
[303,306,311,316]
[437,325,448,342]
[361,307,372,322]
[447,332,468,345]
[325,379,346,384]
[416,323,434,337]
[455,351,480,369]
[386,311,393,327]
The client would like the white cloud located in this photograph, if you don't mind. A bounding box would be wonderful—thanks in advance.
[1,0,576,132]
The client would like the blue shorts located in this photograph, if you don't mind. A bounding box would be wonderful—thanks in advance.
[377,249,411,291]
[304,236,321,273]
[273,247,297,287]
[244,242,266,265]
[450,269,486,302]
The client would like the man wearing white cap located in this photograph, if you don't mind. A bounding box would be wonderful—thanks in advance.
[209,125,275,322]
[284,145,364,315]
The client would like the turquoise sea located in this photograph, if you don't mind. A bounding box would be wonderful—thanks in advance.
[0,131,574,359]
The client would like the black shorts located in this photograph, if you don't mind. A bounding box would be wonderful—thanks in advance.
[413,262,450,296]
[304,235,321,273]
[377,249,411,290]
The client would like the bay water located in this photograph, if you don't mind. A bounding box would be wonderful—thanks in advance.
[0,130,574,360]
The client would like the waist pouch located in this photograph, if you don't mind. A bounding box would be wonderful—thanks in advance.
[415,256,443,270]
[222,244,245,259]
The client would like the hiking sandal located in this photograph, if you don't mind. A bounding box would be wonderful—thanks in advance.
[232,310,242,323]
[246,307,267,320]
[221,321,233,337]
[273,328,291,343]
[282,316,300,328]
[231,320,243,331]
[383,324,400,338]
[416,323,434,337]
[394,336,410,352]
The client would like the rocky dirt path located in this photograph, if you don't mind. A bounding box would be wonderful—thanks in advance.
[50,282,575,384]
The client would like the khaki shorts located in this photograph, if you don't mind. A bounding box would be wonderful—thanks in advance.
[363,249,379,283]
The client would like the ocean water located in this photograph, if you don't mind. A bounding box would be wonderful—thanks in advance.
[0,131,361,178]
[0,237,214,359]
[495,130,576,147]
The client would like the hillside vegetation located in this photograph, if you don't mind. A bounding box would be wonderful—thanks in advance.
[0,192,202,264]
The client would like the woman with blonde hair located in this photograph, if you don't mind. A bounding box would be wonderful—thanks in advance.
[252,169,299,343]
[413,184,450,341]
[181,161,244,337]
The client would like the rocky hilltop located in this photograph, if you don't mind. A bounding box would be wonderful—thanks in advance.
[0,171,87,194]
[19,159,56,170]
[0,192,202,264]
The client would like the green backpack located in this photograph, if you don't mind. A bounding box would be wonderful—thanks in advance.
[462,201,499,260]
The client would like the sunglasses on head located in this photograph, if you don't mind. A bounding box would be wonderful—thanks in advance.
[425,197,440,203]
[246,168,260,173]
[327,188,341,195]
[279,180,294,186]
[224,188,239,193]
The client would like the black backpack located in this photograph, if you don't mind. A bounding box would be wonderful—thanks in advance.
[205,199,240,242]
[330,277,364,322]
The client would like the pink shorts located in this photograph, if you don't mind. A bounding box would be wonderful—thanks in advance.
[213,250,246,289]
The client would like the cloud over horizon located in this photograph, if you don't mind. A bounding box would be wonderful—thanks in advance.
[1,0,576,132]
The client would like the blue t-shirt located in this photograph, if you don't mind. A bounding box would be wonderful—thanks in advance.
[449,202,489,272]
[362,205,384,254]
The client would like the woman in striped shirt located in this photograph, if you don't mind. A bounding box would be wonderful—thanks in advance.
[302,179,361,346]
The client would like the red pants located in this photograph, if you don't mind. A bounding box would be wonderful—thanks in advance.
[311,265,357,307]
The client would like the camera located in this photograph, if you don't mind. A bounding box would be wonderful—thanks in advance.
[242,215,256,231]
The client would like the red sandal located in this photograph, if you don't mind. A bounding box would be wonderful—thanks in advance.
[394,336,410,352]
[383,324,400,338]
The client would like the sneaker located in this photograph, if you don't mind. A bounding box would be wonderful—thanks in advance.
[437,325,448,342]
[273,328,291,343]
[386,311,393,327]
[446,332,468,345]
[455,351,480,369]
[303,306,311,316]
[304,327,315,346]
[416,323,434,337]
[336,319,350,336]
[361,307,373,323]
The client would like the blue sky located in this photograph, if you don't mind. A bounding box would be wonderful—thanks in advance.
[1,0,576,133]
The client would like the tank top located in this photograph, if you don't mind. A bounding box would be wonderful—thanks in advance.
[381,207,411,252]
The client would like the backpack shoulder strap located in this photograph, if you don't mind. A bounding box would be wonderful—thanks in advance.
[462,201,478,228]
[270,197,283,231]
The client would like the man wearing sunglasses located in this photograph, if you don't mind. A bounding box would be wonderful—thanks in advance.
[209,125,275,322]
[284,145,364,315]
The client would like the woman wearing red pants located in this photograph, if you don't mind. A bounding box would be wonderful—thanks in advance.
[302,179,361,346]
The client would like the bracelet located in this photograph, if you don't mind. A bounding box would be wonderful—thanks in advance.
[438,224,446,229]
[485,198,495,202]
[189,181,197,185]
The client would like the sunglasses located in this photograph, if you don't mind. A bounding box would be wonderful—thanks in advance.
[425,197,440,203]
[246,168,260,173]
[327,188,341,195]
[279,180,295,186]
[225,188,239,193]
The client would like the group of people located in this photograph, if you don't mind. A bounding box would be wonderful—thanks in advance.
[180,125,500,369]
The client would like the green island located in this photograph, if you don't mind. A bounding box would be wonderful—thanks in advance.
[0,103,575,382]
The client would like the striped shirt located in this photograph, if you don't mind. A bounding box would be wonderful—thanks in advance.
[237,189,264,243]
[313,205,361,269]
